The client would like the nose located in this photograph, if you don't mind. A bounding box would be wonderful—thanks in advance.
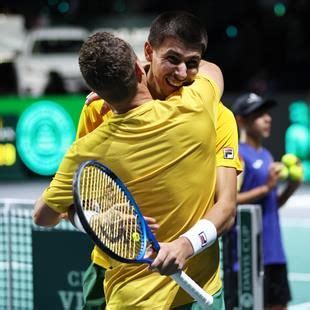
[175,62,187,81]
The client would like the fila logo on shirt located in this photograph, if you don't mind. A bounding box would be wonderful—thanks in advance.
[199,231,208,247]
[223,147,234,159]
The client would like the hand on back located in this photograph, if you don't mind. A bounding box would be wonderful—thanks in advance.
[85,91,111,116]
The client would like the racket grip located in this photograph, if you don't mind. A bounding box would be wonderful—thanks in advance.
[170,271,213,309]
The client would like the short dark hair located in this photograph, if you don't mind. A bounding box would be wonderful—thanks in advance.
[148,11,208,55]
[79,32,138,104]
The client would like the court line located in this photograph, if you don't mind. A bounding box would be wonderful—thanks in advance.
[281,219,310,228]
[289,273,310,283]
[284,194,310,209]
[289,302,310,310]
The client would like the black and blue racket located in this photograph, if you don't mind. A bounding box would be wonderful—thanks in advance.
[73,160,213,308]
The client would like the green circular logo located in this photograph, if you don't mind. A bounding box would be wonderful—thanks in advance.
[16,100,75,176]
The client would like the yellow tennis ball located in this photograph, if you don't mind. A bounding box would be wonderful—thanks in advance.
[281,154,298,167]
[289,165,303,182]
[132,232,140,242]
[279,166,289,180]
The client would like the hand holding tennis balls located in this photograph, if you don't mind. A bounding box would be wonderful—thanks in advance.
[272,162,289,181]
[281,153,303,182]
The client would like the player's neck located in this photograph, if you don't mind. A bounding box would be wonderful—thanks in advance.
[130,84,153,109]
[111,84,153,114]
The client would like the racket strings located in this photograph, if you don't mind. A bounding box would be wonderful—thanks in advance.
[79,166,143,259]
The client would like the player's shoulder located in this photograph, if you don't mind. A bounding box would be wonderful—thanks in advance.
[191,73,221,100]
[218,102,233,115]
[197,61,224,96]
[217,102,236,125]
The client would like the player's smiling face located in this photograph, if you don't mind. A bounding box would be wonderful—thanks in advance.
[145,37,201,100]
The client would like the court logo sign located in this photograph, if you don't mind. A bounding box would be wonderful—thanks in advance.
[16,100,75,176]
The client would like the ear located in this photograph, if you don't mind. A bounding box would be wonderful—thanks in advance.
[144,41,153,62]
[135,61,144,82]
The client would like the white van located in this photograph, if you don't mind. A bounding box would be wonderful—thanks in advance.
[15,27,88,96]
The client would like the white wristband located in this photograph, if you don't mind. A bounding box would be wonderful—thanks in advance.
[181,219,217,256]
[73,211,98,233]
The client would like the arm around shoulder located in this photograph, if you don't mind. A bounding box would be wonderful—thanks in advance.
[199,60,224,97]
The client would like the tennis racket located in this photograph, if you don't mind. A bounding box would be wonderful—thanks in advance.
[73,160,213,308]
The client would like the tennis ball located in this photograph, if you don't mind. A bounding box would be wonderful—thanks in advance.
[281,154,298,167]
[289,165,303,182]
[132,232,140,242]
[279,166,289,180]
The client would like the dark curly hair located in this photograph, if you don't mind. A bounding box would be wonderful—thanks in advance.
[79,32,138,104]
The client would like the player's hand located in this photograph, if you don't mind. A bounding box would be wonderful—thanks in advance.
[60,212,69,221]
[85,91,100,105]
[144,216,160,234]
[85,91,111,116]
[100,102,111,116]
[150,237,193,275]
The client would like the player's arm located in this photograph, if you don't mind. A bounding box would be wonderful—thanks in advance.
[207,167,237,235]
[172,109,239,261]
[208,105,240,235]
[33,197,63,227]
[152,105,240,275]
[33,141,80,227]
[76,98,108,139]
[151,170,237,275]
[199,60,224,97]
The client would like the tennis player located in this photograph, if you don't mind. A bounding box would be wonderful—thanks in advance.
[78,11,241,308]
[34,31,224,308]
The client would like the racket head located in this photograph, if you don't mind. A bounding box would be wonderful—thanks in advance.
[73,160,158,264]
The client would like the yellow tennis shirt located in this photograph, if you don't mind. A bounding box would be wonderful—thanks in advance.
[77,101,241,174]
[43,74,220,308]
[216,103,242,173]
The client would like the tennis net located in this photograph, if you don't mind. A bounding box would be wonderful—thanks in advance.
[0,199,75,309]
